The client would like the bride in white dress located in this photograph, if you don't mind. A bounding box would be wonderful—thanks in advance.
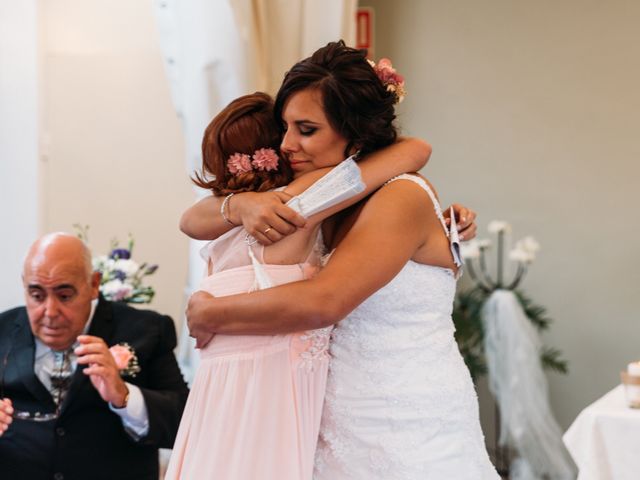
[312,175,496,479]
[184,41,498,479]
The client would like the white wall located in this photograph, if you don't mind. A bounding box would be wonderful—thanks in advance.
[0,1,39,310]
[40,0,192,323]
[363,0,640,431]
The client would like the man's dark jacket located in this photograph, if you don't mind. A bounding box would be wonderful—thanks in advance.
[0,298,189,480]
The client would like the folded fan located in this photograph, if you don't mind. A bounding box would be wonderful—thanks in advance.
[286,156,365,218]
[448,206,463,268]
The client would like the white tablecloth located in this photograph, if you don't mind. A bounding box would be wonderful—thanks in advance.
[563,385,640,480]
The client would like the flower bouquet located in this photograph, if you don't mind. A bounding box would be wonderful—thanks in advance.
[75,225,158,303]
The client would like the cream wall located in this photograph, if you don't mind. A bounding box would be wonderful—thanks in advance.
[40,0,192,323]
[362,0,640,430]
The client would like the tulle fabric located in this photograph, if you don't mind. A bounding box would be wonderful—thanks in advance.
[481,290,576,479]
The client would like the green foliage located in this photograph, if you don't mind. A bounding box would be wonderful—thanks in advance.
[452,286,568,381]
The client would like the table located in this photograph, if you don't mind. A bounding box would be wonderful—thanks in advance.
[563,385,640,480]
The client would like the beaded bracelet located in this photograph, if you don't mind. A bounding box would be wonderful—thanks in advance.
[220,193,237,226]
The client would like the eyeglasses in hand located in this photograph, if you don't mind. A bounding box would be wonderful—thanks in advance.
[1,344,70,422]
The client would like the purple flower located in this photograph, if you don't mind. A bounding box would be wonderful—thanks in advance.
[113,270,127,281]
[110,248,131,260]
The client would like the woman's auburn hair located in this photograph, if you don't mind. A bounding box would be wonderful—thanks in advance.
[193,92,292,195]
[274,40,398,158]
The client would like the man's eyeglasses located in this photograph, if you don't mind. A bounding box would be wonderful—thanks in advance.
[1,344,69,422]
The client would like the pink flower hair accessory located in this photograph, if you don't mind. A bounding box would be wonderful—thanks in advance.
[251,148,279,172]
[109,342,141,378]
[227,148,279,176]
[368,57,406,104]
[227,153,253,176]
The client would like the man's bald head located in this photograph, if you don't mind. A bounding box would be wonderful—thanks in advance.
[22,233,101,351]
[24,232,93,280]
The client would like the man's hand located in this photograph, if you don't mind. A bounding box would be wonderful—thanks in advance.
[75,335,129,408]
[0,398,13,436]
[186,291,217,349]
[232,191,306,245]
[444,203,477,241]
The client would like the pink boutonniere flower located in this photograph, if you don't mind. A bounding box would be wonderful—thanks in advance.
[251,148,279,172]
[227,153,253,175]
[109,342,141,378]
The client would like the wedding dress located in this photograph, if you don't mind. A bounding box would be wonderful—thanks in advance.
[314,175,499,480]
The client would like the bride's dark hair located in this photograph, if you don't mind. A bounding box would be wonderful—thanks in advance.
[194,92,292,195]
[274,40,398,158]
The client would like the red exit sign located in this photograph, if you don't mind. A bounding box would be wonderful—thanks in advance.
[356,7,374,58]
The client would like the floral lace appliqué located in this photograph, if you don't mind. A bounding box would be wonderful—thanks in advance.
[299,326,332,371]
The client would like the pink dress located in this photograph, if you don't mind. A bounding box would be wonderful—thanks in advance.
[165,227,331,480]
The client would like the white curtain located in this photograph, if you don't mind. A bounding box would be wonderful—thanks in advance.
[153,0,356,383]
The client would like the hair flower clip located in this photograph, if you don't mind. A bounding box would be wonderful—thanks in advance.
[227,148,279,176]
[368,57,406,104]
[109,342,141,378]
[252,148,279,171]
[227,153,253,175]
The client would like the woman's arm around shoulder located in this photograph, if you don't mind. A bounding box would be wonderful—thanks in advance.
[179,190,306,241]
[281,137,432,228]
[187,179,432,342]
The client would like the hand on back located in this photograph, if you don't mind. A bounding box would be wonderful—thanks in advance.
[444,203,477,241]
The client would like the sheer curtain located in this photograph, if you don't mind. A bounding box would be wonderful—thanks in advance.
[153,0,356,383]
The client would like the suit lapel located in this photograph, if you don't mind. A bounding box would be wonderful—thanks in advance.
[60,298,114,415]
[12,311,55,407]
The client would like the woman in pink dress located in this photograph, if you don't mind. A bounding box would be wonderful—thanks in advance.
[165,92,431,479]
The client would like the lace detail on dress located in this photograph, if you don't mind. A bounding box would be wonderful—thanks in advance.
[313,259,498,479]
[299,327,332,371]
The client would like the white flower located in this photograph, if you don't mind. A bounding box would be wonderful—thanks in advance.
[101,279,134,301]
[477,239,492,249]
[487,220,512,234]
[518,236,540,254]
[509,247,535,264]
[509,236,540,264]
[113,259,140,277]
[92,255,109,270]
[460,240,481,260]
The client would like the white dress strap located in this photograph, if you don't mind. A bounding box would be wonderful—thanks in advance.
[385,174,463,269]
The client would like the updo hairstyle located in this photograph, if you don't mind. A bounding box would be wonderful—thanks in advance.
[274,40,398,158]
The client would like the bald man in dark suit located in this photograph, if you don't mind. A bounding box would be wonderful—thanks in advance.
[0,233,189,480]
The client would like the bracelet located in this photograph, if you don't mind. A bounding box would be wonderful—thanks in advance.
[220,193,237,226]
[111,386,129,410]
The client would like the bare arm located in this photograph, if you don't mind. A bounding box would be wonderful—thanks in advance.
[187,180,437,341]
[180,137,431,243]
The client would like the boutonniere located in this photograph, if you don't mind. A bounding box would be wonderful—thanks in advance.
[109,342,141,378]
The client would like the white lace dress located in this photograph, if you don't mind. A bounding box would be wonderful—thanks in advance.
[314,175,499,480]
